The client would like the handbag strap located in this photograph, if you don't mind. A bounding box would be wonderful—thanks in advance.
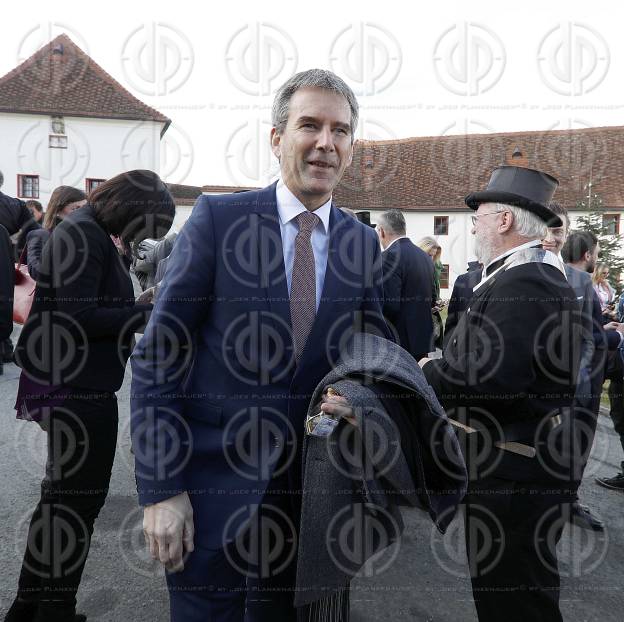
[16,245,27,269]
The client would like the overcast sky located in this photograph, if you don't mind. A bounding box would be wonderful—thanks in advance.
[3,0,622,189]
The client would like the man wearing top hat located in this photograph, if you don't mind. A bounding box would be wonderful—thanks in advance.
[419,166,582,622]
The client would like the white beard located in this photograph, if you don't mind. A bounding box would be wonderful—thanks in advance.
[474,230,495,266]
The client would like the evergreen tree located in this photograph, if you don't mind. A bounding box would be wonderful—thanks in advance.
[574,191,624,293]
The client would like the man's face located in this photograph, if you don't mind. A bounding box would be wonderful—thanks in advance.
[587,243,600,273]
[271,87,354,208]
[542,222,568,255]
[471,202,503,265]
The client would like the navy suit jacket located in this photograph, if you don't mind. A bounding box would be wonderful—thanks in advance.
[130,182,391,547]
[381,237,434,360]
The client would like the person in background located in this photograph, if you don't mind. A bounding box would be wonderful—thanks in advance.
[5,170,175,622]
[25,200,44,223]
[15,200,45,259]
[417,236,445,348]
[545,206,604,531]
[377,209,434,360]
[132,231,178,292]
[0,224,13,375]
[592,262,617,319]
[563,232,624,492]
[421,166,581,622]
[0,170,36,236]
[25,186,87,280]
[0,169,39,364]
[443,260,482,347]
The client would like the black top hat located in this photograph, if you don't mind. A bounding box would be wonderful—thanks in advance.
[465,166,561,227]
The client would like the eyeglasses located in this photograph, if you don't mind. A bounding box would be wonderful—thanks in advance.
[471,210,507,226]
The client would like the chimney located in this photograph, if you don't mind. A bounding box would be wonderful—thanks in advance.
[507,145,529,167]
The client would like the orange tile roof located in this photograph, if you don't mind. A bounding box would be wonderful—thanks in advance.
[0,34,170,135]
[335,126,624,211]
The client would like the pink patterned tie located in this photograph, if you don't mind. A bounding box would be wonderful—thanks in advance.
[290,210,320,363]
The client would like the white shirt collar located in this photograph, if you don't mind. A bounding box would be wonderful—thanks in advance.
[275,179,331,234]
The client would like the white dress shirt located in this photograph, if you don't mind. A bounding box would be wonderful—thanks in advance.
[275,179,331,311]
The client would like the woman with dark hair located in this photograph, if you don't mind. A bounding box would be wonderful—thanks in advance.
[25,186,87,280]
[6,170,175,622]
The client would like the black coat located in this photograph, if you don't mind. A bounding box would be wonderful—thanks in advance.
[0,224,14,340]
[25,228,50,280]
[15,205,152,392]
[424,260,581,483]
[381,237,434,360]
[0,191,33,236]
[443,266,482,347]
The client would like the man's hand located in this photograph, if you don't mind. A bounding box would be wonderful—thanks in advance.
[320,390,357,426]
[605,321,624,335]
[136,285,158,304]
[143,492,194,573]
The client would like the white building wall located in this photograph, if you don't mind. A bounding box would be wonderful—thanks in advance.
[0,113,165,206]
[148,200,624,294]
[366,209,477,297]
[166,206,478,296]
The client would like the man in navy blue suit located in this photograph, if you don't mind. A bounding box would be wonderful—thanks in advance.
[376,209,434,360]
[130,69,391,622]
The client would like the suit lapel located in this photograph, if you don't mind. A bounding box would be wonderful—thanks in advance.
[252,183,292,334]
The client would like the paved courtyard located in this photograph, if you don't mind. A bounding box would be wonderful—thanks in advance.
[1,325,624,621]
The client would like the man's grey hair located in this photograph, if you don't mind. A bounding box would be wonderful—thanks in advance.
[491,202,547,239]
[271,69,359,142]
[0,170,4,189]
[378,209,406,236]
